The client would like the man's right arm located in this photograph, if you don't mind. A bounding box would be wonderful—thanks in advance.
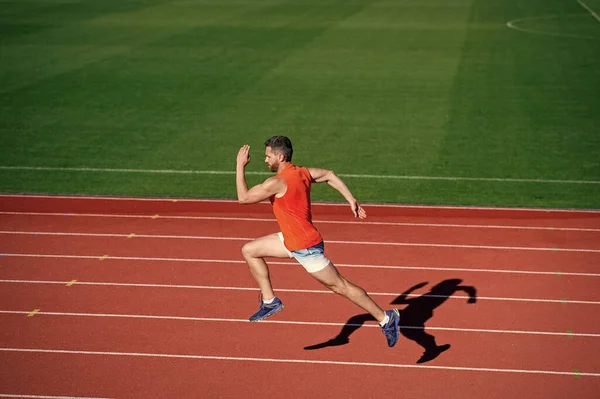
[308,168,366,219]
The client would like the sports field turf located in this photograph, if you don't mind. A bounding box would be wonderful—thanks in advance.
[1,0,599,208]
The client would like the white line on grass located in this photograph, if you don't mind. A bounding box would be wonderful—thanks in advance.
[506,14,600,40]
[579,0,600,22]
[1,348,598,377]
[2,211,598,232]
[2,253,599,277]
[1,310,599,338]
[2,230,598,253]
[1,165,598,184]
[1,279,599,305]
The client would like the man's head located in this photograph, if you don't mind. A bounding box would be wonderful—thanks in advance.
[264,136,293,172]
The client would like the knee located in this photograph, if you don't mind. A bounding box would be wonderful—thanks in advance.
[241,242,252,258]
[241,242,257,259]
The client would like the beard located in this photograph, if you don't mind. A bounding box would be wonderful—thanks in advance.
[268,161,279,172]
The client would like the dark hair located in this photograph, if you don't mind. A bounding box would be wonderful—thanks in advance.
[264,136,293,162]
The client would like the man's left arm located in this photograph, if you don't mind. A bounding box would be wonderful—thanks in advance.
[308,167,366,219]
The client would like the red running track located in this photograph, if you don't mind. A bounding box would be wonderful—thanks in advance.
[0,194,599,399]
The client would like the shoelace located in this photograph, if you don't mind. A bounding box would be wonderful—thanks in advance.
[262,301,279,310]
[257,292,279,310]
[382,316,396,334]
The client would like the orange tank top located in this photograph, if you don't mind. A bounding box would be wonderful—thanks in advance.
[270,164,323,251]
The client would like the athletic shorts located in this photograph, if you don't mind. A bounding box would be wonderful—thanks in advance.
[277,232,330,273]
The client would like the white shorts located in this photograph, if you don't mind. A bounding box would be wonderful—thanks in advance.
[277,232,330,273]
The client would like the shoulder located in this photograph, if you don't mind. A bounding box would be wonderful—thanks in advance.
[305,167,332,182]
[263,175,286,190]
[292,166,313,181]
[264,175,284,183]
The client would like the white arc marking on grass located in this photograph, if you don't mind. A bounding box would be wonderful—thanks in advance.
[579,0,600,23]
[506,14,600,40]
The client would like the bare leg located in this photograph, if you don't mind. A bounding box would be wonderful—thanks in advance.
[241,233,291,301]
[311,262,386,323]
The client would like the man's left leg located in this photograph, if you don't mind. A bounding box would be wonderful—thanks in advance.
[310,263,401,347]
[310,263,385,321]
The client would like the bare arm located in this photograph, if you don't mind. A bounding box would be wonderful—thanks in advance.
[237,176,283,204]
[308,167,367,219]
[236,145,284,204]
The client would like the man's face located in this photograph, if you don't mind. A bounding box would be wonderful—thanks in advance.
[265,146,282,172]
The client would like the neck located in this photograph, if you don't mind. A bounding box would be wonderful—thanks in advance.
[277,162,291,173]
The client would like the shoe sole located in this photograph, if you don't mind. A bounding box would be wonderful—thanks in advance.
[249,304,284,322]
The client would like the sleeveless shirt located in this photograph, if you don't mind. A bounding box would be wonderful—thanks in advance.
[270,164,323,251]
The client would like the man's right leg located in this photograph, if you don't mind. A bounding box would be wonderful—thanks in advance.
[241,233,292,321]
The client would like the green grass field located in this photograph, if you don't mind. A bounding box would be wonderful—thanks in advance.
[1,0,599,208]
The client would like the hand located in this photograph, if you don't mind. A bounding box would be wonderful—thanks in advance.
[350,199,367,219]
[237,145,251,168]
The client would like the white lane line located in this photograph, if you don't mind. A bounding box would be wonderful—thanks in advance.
[328,240,600,253]
[1,193,599,213]
[2,230,599,253]
[2,211,598,232]
[579,0,600,22]
[1,279,599,305]
[0,395,114,399]
[2,165,599,185]
[1,310,599,338]
[1,347,598,377]
[2,253,599,278]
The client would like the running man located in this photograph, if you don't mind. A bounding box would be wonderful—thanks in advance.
[236,136,400,347]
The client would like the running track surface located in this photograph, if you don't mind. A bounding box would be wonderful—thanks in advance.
[0,194,599,399]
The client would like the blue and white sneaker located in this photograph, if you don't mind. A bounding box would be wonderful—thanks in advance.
[381,308,400,347]
[249,297,284,322]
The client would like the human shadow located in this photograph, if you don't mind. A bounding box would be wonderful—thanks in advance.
[304,279,477,364]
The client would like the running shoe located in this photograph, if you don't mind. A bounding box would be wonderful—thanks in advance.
[249,297,284,322]
[381,308,401,347]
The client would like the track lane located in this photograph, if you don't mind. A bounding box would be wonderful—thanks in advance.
[0,256,599,302]
[1,214,599,249]
[1,351,597,399]
[1,195,599,229]
[2,195,599,398]
[1,234,598,274]
[0,283,597,336]
[1,313,599,374]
